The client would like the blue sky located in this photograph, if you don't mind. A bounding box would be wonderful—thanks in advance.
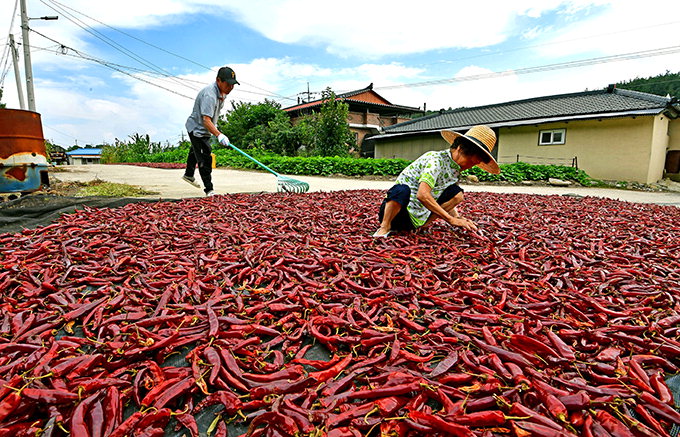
[2,0,680,147]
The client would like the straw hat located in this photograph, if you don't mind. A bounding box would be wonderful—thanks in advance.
[441,125,500,174]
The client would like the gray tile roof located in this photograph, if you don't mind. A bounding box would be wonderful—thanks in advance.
[383,86,675,134]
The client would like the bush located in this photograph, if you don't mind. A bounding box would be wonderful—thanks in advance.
[463,162,592,185]
[127,146,593,184]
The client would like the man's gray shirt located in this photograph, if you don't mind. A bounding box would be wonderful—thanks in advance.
[185,82,224,137]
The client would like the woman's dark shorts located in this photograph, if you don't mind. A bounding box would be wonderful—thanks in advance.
[378,183,464,231]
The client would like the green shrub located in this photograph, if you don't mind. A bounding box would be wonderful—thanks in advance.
[135,147,594,184]
[463,162,592,185]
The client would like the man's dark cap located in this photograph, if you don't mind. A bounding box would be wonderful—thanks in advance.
[217,66,239,85]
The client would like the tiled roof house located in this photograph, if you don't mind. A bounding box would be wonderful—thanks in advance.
[284,84,423,148]
[367,85,680,183]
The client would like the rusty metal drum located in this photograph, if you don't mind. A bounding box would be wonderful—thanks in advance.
[0,109,49,193]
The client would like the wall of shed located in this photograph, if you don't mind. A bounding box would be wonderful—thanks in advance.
[668,118,680,151]
[375,116,672,183]
[497,117,662,183]
[374,134,448,160]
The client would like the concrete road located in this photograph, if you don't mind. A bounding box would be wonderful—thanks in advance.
[53,165,680,206]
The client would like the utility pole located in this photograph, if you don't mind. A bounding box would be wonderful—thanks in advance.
[20,0,36,112]
[9,34,26,110]
[300,82,314,103]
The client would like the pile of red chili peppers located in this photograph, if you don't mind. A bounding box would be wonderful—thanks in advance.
[0,189,679,436]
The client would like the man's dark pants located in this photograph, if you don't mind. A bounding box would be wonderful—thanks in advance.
[185,132,213,194]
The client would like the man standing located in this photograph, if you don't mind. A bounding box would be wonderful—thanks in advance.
[182,66,239,196]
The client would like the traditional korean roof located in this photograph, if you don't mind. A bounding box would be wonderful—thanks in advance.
[376,85,679,139]
[283,83,423,116]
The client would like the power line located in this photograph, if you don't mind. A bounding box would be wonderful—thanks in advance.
[410,20,680,70]
[40,0,196,93]
[26,27,292,103]
[27,27,197,100]
[46,0,213,71]
[374,45,680,91]
[40,0,292,102]
[0,0,20,89]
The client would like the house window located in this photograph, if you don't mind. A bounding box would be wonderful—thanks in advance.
[538,129,566,145]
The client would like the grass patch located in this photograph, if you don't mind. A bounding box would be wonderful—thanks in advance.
[76,179,157,197]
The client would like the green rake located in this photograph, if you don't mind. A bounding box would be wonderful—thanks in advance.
[226,142,310,193]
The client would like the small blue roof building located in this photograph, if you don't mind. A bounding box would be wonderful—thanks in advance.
[66,148,102,164]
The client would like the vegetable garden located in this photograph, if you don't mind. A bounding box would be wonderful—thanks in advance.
[0,190,679,436]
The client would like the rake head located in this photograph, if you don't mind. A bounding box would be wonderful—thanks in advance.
[277,176,310,193]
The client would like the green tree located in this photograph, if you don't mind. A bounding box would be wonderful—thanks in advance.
[616,70,680,98]
[219,99,283,149]
[310,88,354,157]
[0,88,5,109]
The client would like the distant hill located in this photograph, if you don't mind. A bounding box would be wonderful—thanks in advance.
[616,70,680,99]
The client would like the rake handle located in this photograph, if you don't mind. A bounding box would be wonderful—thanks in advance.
[226,142,281,177]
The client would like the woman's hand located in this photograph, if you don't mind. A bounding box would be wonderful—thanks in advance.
[447,216,478,231]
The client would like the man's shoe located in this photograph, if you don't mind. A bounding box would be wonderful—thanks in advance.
[182,175,201,189]
[206,190,216,196]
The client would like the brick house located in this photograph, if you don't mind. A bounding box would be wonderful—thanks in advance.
[283,84,423,152]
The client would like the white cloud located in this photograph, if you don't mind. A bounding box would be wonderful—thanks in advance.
[3,0,680,147]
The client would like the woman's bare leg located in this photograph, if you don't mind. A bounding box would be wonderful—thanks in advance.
[374,200,402,236]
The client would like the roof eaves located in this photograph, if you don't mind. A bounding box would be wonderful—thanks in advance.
[374,109,663,139]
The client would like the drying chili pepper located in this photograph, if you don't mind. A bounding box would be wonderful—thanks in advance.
[452,410,506,427]
[429,350,458,378]
[409,410,475,437]
[639,391,680,424]
[511,420,575,436]
[0,391,21,421]
[22,388,78,404]
[594,410,636,437]
[309,354,352,383]
[152,376,194,409]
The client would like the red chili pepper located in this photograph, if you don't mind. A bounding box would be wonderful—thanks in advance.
[429,350,458,378]
[557,390,590,411]
[533,381,568,423]
[309,354,352,383]
[509,402,564,431]
[508,333,561,359]
[471,338,535,368]
[193,390,242,415]
[409,410,474,437]
[633,404,673,437]
[594,410,635,437]
[246,411,299,436]
[153,376,195,409]
[102,386,122,436]
[511,420,574,437]
[639,391,680,424]
[452,410,506,427]
[437,372,474,386]
[203,346,222,385]
[0,391,21,421]
[133,408,172,433]
[22,387,78,404]
[648,370,673,405]
[546,329,576,361]
[174,413,199,437]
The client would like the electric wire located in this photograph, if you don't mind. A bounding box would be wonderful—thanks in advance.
[39,0,196,93]
[372,45,680,91]
[27,27,288,103]
[41,0,292,101]
[0,0,20,89]
[27,27,196,100]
